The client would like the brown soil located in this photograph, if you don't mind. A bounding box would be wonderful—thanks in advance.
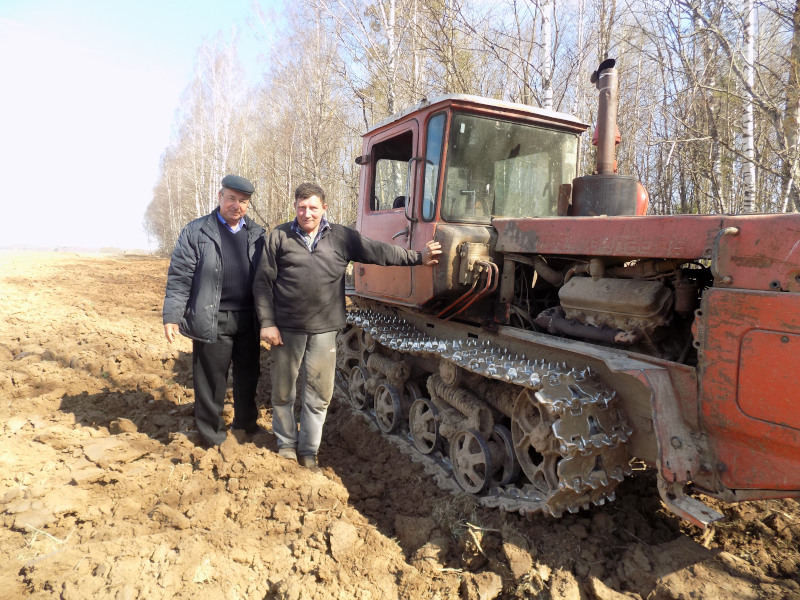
[1,252,799,600]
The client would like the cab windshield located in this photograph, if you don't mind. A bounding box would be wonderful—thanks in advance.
[441,113,579,223]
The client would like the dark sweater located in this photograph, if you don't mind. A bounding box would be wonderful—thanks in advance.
[217,220,253,311]
[253,223,422,334]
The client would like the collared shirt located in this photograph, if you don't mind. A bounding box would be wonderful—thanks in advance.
[291,216,330,251]
[217,210,247,234]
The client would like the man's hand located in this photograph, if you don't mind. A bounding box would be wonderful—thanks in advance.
[261,326,283,346]
[421,240,442,266]
[164,323,179,343]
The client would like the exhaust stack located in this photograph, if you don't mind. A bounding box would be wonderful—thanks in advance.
[570,59,642,216]
[593,58,619,175]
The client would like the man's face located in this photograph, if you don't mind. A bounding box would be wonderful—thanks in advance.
[295,195,327,234]
[218,188,251,226]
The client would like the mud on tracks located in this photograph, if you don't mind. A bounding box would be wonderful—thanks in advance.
[1,252,798,599]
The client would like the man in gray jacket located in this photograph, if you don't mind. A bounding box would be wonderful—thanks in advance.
[253,182,440,472]
[163,175,266,446]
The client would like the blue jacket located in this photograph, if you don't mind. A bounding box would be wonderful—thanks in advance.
[163,209,266,343]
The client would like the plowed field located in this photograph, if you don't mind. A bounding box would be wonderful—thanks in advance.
[1,252,798,599]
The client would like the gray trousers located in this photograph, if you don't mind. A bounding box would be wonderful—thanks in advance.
[270,330,337,457]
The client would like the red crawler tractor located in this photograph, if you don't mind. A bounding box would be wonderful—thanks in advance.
[335,60,800,527]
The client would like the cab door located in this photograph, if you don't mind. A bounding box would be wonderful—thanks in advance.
[355,120,419,300]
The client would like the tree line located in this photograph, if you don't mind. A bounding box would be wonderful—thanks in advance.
[144,0,800,254]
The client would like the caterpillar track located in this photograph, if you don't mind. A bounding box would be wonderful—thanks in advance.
[335,309,634,518]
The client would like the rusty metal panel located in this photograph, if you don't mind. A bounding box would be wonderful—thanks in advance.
[715,215,800,293]
[354,211,414,299]
[494,213,800,293]
[738,330,800,430]
[697,288,800,491]
[493,215,723,258]
[356,264,413,299]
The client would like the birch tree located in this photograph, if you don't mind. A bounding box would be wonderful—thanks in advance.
[781,0,800,211]
[312,0,410,119]
[742,0,756,212]
[541,0,554,109]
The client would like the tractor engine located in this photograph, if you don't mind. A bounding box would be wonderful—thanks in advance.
[526,259,706,361]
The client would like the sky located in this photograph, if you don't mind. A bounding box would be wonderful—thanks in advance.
[0,0,277,251]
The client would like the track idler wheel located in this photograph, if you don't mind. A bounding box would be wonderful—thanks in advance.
[374,383,404,433]
[408,397,440,454]
[450,428,492,494]
[348,365,372,410]
[488,424,520,487]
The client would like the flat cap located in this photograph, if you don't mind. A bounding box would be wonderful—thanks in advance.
[221,174,255,195]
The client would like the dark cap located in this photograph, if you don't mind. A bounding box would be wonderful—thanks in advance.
[221,174,255,195]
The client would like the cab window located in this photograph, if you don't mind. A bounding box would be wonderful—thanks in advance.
[421,113,445,221]
[441,113,579,223]
[371,130,413,211]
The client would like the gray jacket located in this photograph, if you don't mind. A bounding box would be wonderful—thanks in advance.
[163,209,266,343]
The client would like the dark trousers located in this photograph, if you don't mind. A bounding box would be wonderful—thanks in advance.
[193,310,260,445]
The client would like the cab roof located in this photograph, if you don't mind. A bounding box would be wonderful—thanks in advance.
[366,94,590,135]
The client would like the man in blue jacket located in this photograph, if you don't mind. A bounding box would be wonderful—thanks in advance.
[163,175,266,446]
[253,182,440,472]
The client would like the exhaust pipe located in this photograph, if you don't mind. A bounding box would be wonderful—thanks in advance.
[570,58,642,216]
[592,58,619,175]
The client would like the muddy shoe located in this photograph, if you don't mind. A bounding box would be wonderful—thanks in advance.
[299,455,321,474]
[231,422,266,436]
[277,447,297,462]
[247,426,269,438]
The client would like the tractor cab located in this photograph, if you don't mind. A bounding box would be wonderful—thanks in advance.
[353,94,588,307]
